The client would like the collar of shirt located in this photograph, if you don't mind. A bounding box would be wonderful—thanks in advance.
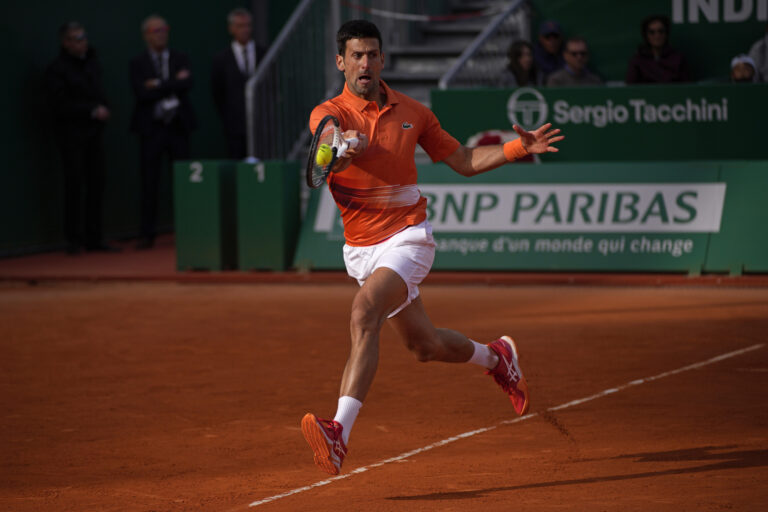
[564,64,586,77]
[231,40,254,53]
[340,79,400,112]
[149,49,169,61]
[231,40,255,72]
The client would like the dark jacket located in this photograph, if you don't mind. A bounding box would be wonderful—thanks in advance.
[129,48,197,134]
[211,43,266,137]
[625,45,691,84]
[44,47,108,139]
[533,42,565,81]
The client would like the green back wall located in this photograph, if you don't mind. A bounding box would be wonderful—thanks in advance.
[0,1,250,254]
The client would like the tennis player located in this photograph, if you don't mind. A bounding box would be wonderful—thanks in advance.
[302,19,564,475]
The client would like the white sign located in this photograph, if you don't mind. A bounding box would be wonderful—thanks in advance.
[507,87,729,129]
[313,183,726,234]
[672,0,767,23]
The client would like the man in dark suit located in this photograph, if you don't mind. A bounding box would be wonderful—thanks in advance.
[130,14,196,249]
[45,21,119,254]
[211,8,265,160]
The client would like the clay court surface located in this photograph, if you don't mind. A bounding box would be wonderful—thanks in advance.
[1,279,767,511]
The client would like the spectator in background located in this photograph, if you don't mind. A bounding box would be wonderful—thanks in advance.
[730,54,757,83]
[211,8,266,159]
[45,22,119,255]
[748,23,768,81]
[546,37,603,87]
[498,40,543,87]
[625,15,690,84]
[533,20,565,82]
[130,15,196,250]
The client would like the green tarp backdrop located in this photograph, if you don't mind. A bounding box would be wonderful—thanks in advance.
[528,0,767,82]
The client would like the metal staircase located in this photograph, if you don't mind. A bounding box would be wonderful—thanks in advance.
[382,0,527,107]
[245,0,528,162]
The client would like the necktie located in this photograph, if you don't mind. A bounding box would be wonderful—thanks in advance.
[241,45,251,75]
[152,53,162,77]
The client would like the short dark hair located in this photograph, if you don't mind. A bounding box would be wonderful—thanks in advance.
[565,36,588,51]
[336,19,382,55]
[58,21,83,41]
[228,7,252,25]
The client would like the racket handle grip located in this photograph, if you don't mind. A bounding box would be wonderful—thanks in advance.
[336,137,359,159]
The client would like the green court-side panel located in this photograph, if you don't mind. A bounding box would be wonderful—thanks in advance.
[236,161,300,271]
[431,84,768,163]
[705,161,768,274]
[293,161,761,273]
[293,186,346,270]
[173,160,237,271]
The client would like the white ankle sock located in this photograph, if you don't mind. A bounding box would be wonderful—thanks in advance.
[333,396,362,444]
[468,340,499,370]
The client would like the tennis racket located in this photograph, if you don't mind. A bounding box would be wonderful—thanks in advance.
[306,115,359,188]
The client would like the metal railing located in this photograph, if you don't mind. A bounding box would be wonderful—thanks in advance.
[245,1,458,162]
[245,0,339,161]
[438,0,528,90]
[245,1,525,161]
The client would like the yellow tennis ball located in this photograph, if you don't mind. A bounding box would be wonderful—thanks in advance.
[316,144,332,166]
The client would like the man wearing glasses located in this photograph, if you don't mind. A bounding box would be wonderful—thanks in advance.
[129,15,197,250]
[45,22,119,255]
[546,37,603,87]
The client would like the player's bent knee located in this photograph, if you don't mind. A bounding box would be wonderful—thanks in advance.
[349,304,385,336]
[405,337,438,363]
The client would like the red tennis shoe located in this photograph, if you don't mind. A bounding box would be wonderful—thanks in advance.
[486,336,530,415]
[301,413,347,475]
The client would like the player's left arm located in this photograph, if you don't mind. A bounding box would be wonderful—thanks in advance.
[443,123,564,177]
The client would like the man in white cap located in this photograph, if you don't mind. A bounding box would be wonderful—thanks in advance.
[730,54,757,83]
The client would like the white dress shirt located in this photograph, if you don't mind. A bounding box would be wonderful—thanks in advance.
[231,40,256,75]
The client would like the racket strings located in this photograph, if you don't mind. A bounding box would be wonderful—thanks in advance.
[307,115,342,188]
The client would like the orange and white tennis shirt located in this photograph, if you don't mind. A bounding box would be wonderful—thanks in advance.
[309,80,460,246]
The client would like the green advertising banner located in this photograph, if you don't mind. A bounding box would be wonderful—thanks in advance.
[293,161,767,273]
[431,84,768,162]
[528,0,766,82]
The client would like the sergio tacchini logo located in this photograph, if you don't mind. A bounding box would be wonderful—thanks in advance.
[507,87,548,130]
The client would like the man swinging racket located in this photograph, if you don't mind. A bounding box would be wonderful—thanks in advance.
[302,19,564,475]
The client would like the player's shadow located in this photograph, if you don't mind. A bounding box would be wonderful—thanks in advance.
[386,445,768,501]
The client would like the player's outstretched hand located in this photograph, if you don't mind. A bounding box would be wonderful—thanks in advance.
[513,123,564,154]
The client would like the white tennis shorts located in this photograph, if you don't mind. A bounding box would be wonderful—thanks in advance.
[343,220,436,318]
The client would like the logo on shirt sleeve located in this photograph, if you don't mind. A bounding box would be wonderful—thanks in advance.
[402,121,413,129]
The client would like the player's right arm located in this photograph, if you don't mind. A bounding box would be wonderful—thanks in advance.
[309,104,368,173]
[332,130,368,173]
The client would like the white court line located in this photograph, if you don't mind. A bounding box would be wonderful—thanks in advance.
[249,343,764,508]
